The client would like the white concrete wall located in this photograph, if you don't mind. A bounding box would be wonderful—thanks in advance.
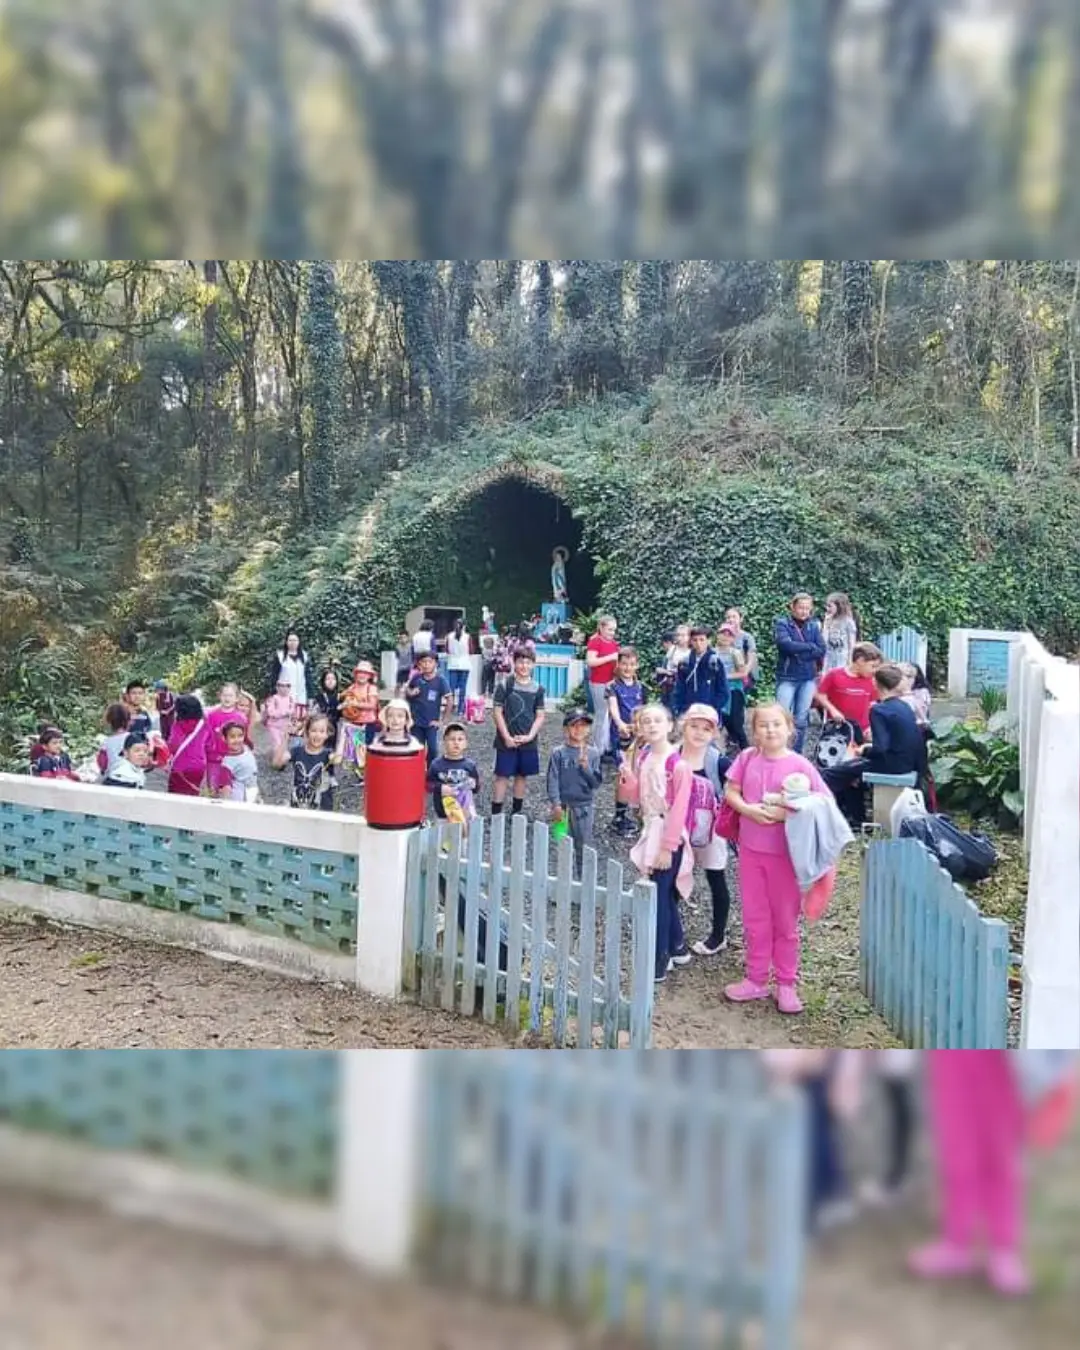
[337,1051,422,1273]
[1006,638,1080,1050]
[0,774,419,1005]
[947,627,1026,700]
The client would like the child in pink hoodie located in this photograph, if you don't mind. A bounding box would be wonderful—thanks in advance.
[618,702,694,983]
[722,702,830,1014]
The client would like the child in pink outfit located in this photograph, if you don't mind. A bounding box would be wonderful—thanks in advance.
[723,702,830,1014]
[204,683,251,795]
[262,679,296,757]
[910,1050,1077,1296]
[619,703,695,983]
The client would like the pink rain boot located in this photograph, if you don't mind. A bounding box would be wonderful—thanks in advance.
[724,978,770,1003]
[775,985,803,1014]
[986,1251,1031,1297]
[907,1240,977,1281]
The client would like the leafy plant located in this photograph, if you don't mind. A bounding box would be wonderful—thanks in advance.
[978,685,1008,719]
[929,712,1023,827]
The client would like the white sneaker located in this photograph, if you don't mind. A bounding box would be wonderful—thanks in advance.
[859,1178,909,1209]
[816,1197,858,1232]
[691,936,728,956]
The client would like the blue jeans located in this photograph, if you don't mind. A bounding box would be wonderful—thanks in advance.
[448,668,469,715]
[805,1072,846,1229]
[775,678,816,753]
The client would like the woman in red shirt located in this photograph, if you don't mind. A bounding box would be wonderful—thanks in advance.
[585,615,620,755]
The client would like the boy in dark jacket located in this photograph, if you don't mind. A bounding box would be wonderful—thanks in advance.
[673,627,730,722]
[546,709,604,868]
[774,593,827,753]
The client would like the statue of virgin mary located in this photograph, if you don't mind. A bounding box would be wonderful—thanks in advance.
[550,546,570,602]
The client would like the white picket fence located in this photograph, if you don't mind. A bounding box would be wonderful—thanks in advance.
[1007,635,1080,1050]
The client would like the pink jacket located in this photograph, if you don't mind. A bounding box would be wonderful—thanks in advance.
[167,718,208,775]
[622,747,693,853]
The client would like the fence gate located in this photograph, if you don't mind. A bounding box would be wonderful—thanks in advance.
[419,1052,807,1349]
[404,816,657,1047]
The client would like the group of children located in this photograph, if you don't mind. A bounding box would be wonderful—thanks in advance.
[765,1048,1080,1300]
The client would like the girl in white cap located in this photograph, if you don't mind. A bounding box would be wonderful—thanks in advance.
[677,702,735,956]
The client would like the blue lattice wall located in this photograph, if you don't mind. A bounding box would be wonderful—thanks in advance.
[0,1051,341,1198]
[0,803,358,952]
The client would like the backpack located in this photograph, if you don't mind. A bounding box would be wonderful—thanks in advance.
[641,747,718,848]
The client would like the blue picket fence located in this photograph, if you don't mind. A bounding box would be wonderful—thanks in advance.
[874,625,929,673]
[420,1051,807,1350]
[404,815,657,1048]
[861,838,1010,1048]
[0,1050,341,1197]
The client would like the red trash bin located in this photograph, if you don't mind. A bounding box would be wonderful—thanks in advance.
[364,741,428,830]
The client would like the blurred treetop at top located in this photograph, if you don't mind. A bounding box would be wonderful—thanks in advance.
[0,0,1077,258]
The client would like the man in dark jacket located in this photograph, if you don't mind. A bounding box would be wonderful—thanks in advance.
[673,627,729,721]
[774,593,826,753]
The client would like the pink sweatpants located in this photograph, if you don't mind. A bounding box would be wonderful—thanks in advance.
[928,1050,1025,1252]
[739,846,802,985]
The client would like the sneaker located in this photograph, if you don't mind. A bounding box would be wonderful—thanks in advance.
[859,1177,910,1209]
[907,1240,977,1281]
[692,936,728,956]
[654,958,675,984]
[986,1250,1031,1297]
[724,978,770,1003]
[776,984,804,1014]
[671,946,693,966]
[815,1196,858,1232]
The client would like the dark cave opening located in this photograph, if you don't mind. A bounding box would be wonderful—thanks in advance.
[440,478,598,631]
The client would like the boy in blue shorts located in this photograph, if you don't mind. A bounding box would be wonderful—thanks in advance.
[491,648,546,816]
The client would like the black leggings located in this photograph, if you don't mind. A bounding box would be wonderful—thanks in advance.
[882,1079,915,1190]
[705,868,731,946]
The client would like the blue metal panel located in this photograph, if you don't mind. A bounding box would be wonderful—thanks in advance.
[0,1051,340,1197]
[966,637,1011,695]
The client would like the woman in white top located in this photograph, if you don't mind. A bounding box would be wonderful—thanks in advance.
[822,593,858,672]
[446,618,472,716]
[269,629,312,717]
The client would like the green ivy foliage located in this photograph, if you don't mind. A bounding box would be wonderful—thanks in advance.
[184,383,1080,691]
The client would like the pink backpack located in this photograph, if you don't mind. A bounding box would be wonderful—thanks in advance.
[639,747,718,847]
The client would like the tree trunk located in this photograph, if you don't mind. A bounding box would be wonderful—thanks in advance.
[196,260,219,541]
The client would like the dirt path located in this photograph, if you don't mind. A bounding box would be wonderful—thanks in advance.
[0,1116,1075,1350]
[0,915,513,1049]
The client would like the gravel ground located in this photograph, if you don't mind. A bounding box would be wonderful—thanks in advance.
[0,1111,1075,1350]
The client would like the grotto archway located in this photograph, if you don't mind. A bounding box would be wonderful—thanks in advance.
[439,475,598,631]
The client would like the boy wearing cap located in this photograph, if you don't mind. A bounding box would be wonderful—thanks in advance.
[547,709,604,865]
[492,648,546,816]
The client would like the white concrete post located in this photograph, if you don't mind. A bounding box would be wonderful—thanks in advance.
[1021,698,1080,1050]
[947,628,970,700]
[355,824,417,999]
[337,1051,424,1273]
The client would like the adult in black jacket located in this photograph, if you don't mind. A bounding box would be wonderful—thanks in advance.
[821,664,927,826]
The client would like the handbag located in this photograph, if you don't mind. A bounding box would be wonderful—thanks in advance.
[716,747,761,842]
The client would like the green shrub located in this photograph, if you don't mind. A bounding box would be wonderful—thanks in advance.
[929,712,1023,827]
[978,686,1008,719]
